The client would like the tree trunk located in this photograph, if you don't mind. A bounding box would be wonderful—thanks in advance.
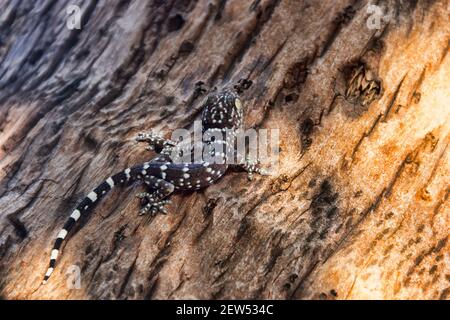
[0,0,448,300]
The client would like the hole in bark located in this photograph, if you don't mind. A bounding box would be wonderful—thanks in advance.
[203,198,219,217]
[179,40,195,56]
[412,92,421,104]
[114,224,128,243]
[308,178,340,237]
[28,49,44,65]
[289,274,298,282]
[234,78,253,94]
[193,81,207,99]
[319,292,327,299]
[7,214,28,240]
[300,117,314,150]
[336,5,356,25]
[167,14,185,32]
[300,118,314,135]
[84,134,99,150]
[283,283,291,290]
[284,60,308,89]
[284,93,298,103]
[342,61,381,108]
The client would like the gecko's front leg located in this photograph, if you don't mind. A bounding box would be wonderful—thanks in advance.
[136,131,176,154]
[136,175,174,215]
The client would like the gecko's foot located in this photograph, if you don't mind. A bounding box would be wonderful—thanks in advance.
[136,192,171,216]
[136,131,158,142]
[136,131,176,151]
[242,158,268,181]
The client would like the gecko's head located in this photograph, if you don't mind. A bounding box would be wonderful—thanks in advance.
[201,89,243,131]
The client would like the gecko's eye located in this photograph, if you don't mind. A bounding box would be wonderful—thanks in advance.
[235,98,242,110]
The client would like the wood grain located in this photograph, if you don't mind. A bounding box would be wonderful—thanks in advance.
[0,0,448,299]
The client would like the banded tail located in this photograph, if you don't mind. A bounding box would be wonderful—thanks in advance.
[42,164,146,284]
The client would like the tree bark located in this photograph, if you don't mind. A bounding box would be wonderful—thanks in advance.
[0,0,448,299]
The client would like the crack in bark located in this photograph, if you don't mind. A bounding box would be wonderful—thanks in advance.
[350,73,407,163]
[221,0,282,81]
[117,255,138,298]
[290,260,319,299]
[381,73,407,122]
[143,205,189,299]
[318,0,361,57]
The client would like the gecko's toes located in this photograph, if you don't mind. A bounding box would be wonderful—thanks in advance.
[136,192,148,198]
[136,132,147,141]
[138,199,171,216]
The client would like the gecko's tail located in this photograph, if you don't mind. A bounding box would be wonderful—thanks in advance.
[42,165,144,284]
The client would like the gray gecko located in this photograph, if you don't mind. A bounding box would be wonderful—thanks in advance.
[42,89,264,284]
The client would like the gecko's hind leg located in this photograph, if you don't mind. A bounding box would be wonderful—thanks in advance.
[136,131,176,154]
[136,176,174,215]
[236,157,268,181]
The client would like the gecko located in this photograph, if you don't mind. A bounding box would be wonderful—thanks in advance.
[42,89,265,284]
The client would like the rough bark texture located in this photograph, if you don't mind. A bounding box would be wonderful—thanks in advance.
[0,0,448,300]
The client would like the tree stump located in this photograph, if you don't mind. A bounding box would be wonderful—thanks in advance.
[0,0,448,299]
